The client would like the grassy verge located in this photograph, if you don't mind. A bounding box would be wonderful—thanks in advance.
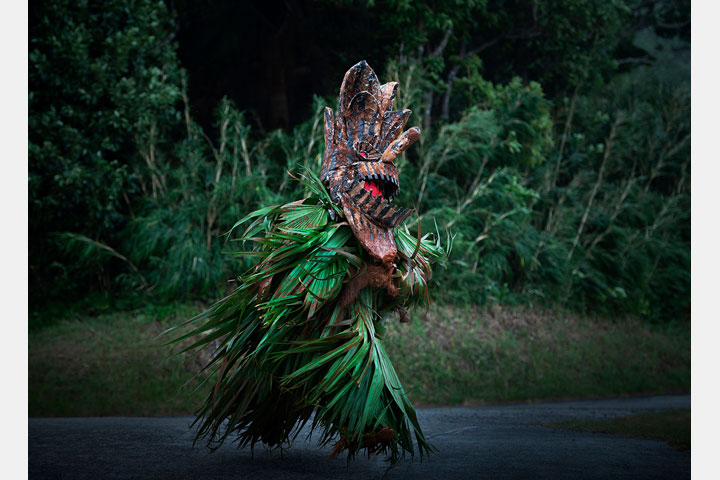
[28,303,211,417]
[29,303,690,417]
[383,305,690,405]
[549,409,690,451]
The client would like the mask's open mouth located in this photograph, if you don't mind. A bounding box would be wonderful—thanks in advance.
[346,163,410,230]
[363,180,382,197]
[362,177,397,200]
[354,160,400,200]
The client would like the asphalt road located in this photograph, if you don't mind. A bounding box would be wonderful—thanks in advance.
[29,394,690,479]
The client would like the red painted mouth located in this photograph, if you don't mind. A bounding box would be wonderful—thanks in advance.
[364,180,382,197]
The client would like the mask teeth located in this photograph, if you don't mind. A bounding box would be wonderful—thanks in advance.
[358,170,399,198]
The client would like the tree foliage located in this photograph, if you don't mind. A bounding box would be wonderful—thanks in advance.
[29,0,689,322]
[29,0,183,299]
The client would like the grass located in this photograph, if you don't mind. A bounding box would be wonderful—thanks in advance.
[382,304,690,405]
[28,303,212,417]
[28,303,690,417]
[549,409,690,451]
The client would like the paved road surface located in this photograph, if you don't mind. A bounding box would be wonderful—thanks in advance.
[29,394,690,479]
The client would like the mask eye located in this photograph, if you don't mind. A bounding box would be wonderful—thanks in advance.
[355,150,374,161]
[354,141,380,161]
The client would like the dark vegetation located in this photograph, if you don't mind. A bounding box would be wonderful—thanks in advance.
[29,0,690,326]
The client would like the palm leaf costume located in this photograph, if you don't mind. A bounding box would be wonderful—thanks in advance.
[174,61,446,464]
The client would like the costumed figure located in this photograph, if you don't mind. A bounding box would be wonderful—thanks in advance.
[173,60,447,464]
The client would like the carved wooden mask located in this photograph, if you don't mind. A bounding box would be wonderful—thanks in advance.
[321,60,420,265]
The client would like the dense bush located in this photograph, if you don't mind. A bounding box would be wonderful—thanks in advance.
[29,0,689,323]
[29,0,183,301]
[384,57,689,321]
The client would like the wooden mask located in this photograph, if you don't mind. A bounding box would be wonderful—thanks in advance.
[321,61,421,265]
